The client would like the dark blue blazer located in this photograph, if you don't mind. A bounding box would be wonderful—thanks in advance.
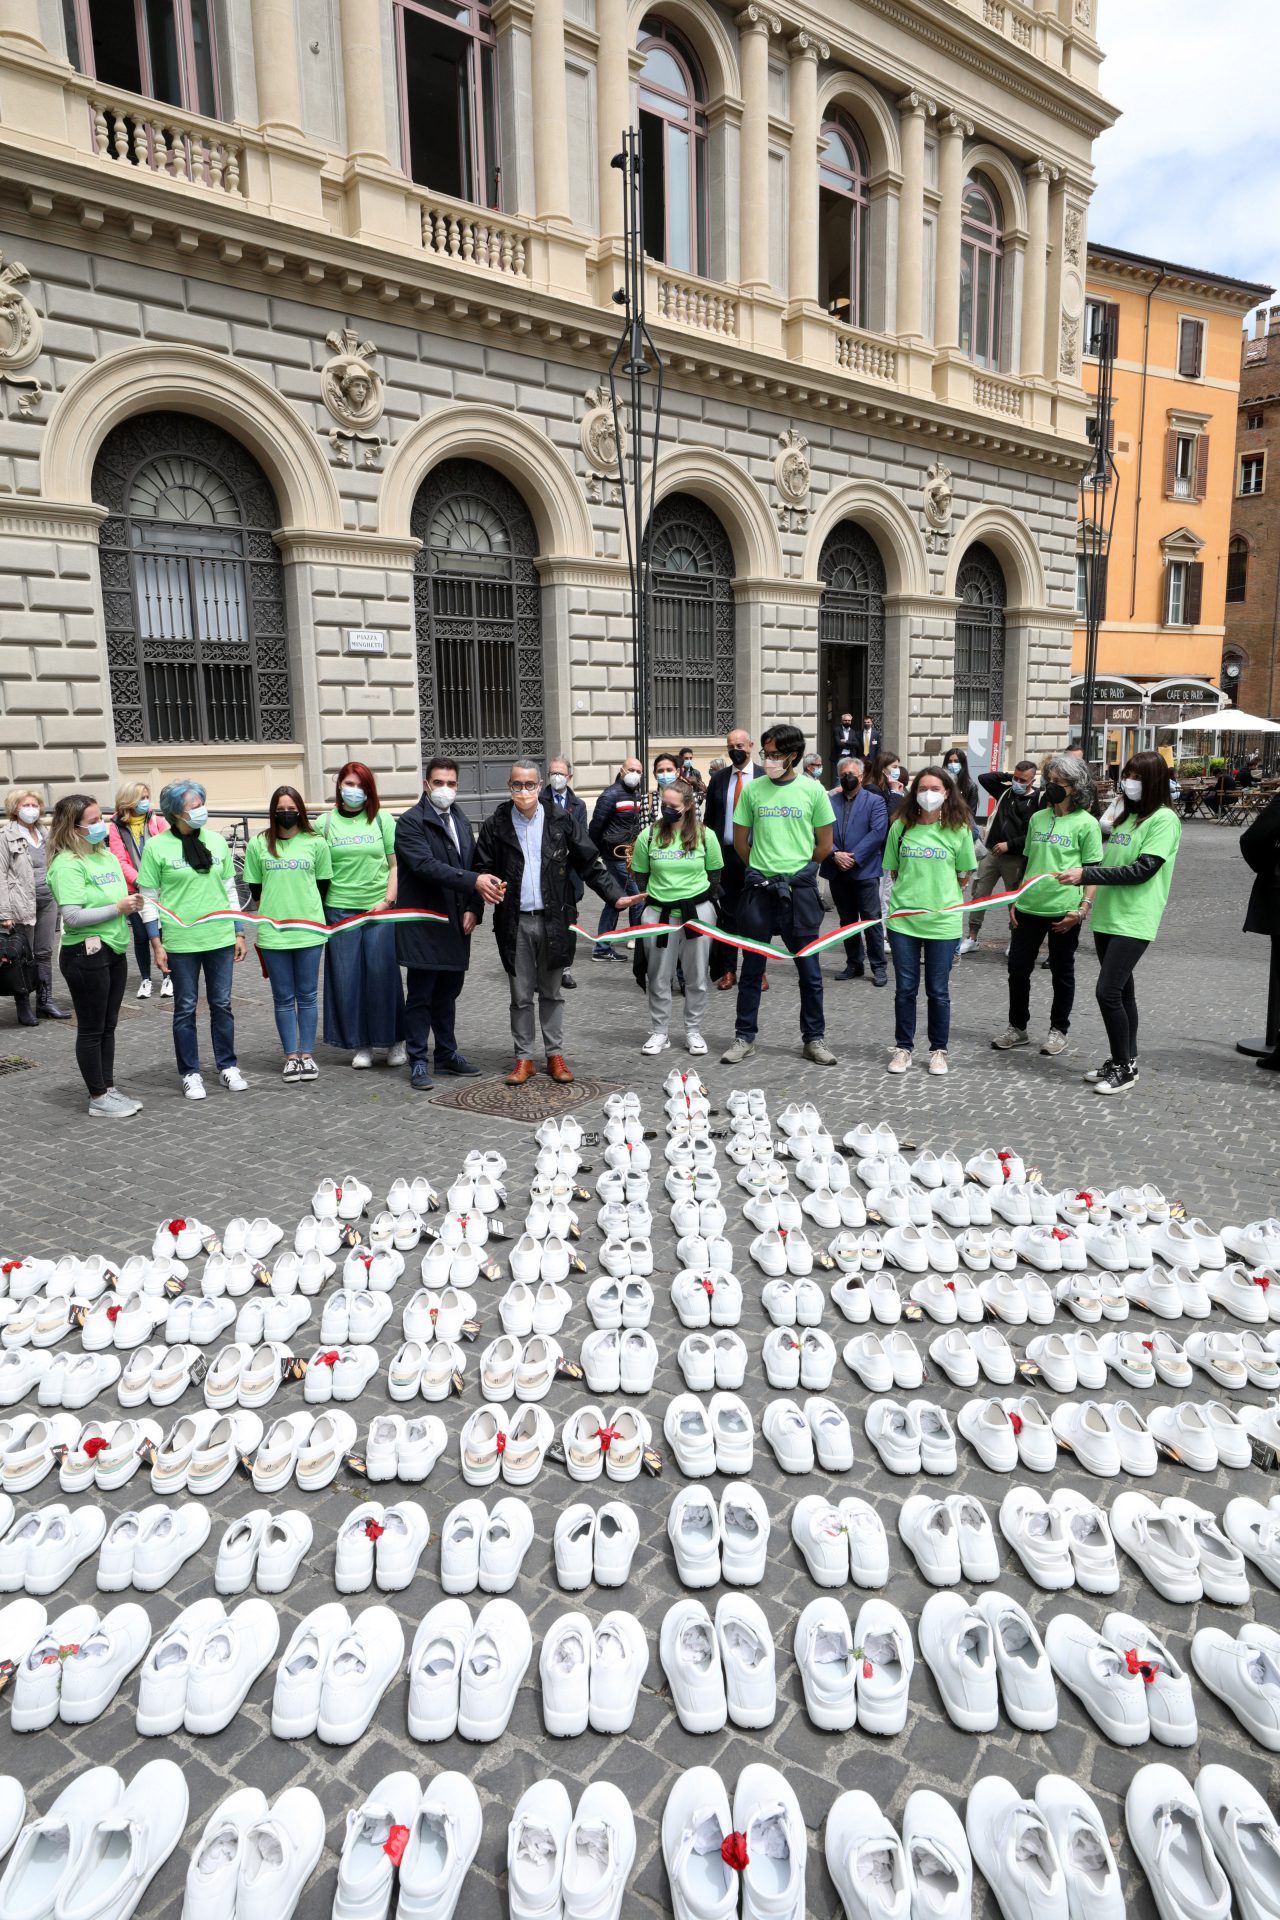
[393,796,482,972]
[821,784,889,882]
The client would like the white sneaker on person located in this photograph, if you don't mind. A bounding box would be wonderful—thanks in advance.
[1041,1029,1069,1055]
[387,1042,407,1067]
[160,976,172,997]
[183,1073,207,1101]
[886,1049,912,1075]
[351,1050,373,1069]
[929,1050,950,1076]
[642,1033,670,1055]
[958,937,979,955]
[136,979,152,999]
[687,1032,708,1056]
[220,1067,248,1093]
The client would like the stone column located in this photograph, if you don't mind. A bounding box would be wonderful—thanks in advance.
[895,90,931,342]
[531,0,571,225]
[340,0,389,164]
[786,30,826,307]
[250,0,303,136]
[934,111,971,352]
[1021,158,1054,376]
[0,0,41,49]
[736,7,779,292]
[596,0,630,247]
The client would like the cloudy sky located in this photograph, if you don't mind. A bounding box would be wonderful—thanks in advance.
[1090,3,1280,321]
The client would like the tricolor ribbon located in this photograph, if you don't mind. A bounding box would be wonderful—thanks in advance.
[155,904,447,939]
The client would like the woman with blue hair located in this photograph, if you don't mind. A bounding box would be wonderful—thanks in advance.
[137,781,248,1100]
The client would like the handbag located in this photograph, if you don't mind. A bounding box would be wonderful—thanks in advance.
[0,926,36,999]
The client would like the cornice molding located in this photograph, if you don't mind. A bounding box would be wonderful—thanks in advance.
[733,577,823,605]
[0,498,108,540]
[272,530,422,567]
[534,556,628,587]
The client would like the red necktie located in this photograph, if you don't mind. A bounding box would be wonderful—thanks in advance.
[732,770,743,813]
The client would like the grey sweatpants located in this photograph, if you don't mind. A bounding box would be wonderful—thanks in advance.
[642,901,713,1036]
[967,849,1026,939]
[510,911,564,1059]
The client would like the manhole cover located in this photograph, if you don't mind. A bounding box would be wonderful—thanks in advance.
[0,1056,35,1076]
[430,1074,621,1123]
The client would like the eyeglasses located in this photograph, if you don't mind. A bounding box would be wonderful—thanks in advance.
[509,781,539,793]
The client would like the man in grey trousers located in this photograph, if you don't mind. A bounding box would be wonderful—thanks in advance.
[474,760,643,1086]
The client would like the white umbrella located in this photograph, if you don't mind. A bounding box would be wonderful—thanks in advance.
[1158,708,1280,734]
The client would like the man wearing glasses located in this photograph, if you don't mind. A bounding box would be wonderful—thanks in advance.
[475,759,643,1085]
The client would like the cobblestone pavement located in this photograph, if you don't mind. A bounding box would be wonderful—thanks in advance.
[0,823,1275,1917]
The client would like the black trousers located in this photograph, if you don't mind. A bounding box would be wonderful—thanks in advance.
[1093,930,1149,1064]
[405,966,464,1067]
[709,848,748,979]
[1008,910,1081,1033]
[829,869,886,976]
[60,944,127,1097]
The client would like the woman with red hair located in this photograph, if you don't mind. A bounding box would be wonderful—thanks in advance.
[316,762,406,1068]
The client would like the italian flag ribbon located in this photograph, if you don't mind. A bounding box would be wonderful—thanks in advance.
[155,904,447,938]
[576,869,1068,962]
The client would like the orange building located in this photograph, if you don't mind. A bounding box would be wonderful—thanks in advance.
[1071,244,1271,770]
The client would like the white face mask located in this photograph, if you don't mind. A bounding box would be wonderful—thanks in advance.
[621,771,641,790]
[763,757,789,780]
[548,773,569,793]
[917,788,946,813]
[428,784,457,812]
[17,804,39,826]
[887,766,902,783]
[1121,778,1143,802]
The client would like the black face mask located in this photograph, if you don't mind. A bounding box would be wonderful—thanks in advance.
[1043,782,1067,807]
[840,774,860,793]
[728,747,749,767]
[275,811,300,830]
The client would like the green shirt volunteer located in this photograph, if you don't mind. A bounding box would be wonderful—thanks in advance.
[885,819,977,940]
[732,773,835,877]
[137,827,237,953]
[631,823,724,905]
[1089,806,1182,941]
[318,808,396,911]
[1020,807,1103,920]
[242,830,332,951]
[46,847,131,953]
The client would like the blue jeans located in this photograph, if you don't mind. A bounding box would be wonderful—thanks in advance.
[167,945,237,1078]
[734,874,825,1043]
[594,856,641,951]
[261,945,322,1056]
[888,931,959,1052]
[322,908,405,1050]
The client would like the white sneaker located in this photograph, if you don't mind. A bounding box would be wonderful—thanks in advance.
[1110,1491,1201,1602]
[899,1494,961,1586]
[219,1066,248,1093]
[184,1786,269,1919]
[238,1787,326,1917]
[967,1777,1066,1920]
[660,1598,726,1734]
[508,1779,572,1920]
[540,1608,592,1737]
[662,1766,736,1920]
[1126,1764,1231,1920]
[405,1600,471,1742]
[478,1496,534,1593]
[396,1771,482,1916]
[974,1593,1058,1731]
[664,1395,716,1477]
[51,1758,188,1916]
[1045,1611,1150,1745]
[730,1764,803,1909]
[999,1486,1073,1590]
[1195,1764,1280,1920]
[1102,1611,1196,1748]
[1049,1487,1120,1595]
[316,1603,405,1745]
[182,1072,207,1101]
[457,1597,532,1741]
[185,1597,281,1736]
[333,1770,422,1920]
[864,1400,921,1475]
[919,1591,997,1731]
[760,1398,814,1474]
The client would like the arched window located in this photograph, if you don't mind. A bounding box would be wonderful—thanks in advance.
[818,522,886,727]
[412,459,545,812]
[818,115,871,326]
[92,414,290,746]
[395,0,501,208]
[953,542,1007,732]
[960,174,1004,371]
[648,494,736,736]
[1226,534,1249,604]
[638,18,708,276]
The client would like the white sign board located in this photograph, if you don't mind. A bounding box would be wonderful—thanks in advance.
[346,629,387,655]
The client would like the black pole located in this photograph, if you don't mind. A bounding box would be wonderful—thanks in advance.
[607,128,664,781]
[1236,935,1280,1059]
[1080,307,1120,770]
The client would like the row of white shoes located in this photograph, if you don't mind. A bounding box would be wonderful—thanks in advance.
[0,1763,187,1920]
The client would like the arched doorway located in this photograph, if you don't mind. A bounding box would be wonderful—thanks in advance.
[92,412,290,745]
[411,458,545,815]
[953,541,1007,733]
[648,492,736,738]
[818,521,886,772]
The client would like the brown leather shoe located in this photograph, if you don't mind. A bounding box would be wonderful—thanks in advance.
[715,972,736,991]
[505,1058,537,1086]
[761,973,770,992]
[546,1054,574,1084]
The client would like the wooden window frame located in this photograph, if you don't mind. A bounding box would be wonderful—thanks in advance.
[1176,314,1206,380]
[63,0,222,118]
[1239,450,1267,498]
[394,0,503,211]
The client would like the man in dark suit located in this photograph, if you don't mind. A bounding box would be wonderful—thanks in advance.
[859,712,883,766]
[543,755,588,987]
[704,725,767,991]
[394,758,486,1092]
[820,756,889,985]
[833,712,857,765]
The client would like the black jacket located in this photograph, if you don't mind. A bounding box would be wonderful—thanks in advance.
[476,797,625,974]
[542,783,589,902]
[1242,792,1280,938]
[589,778,646,856]
[393,797,483,973]
[704,761,763,857]
[978,772,1038,857]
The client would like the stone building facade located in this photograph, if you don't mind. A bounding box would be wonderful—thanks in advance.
[1223,307,1280,735]
[0,0,1114,812]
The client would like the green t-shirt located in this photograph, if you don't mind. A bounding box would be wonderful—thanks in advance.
[1020,806,1103,920]
[242,830,332,950]
[137,827,237,953]
[732,773,835,877]
[631,822,724,904]
[885,818,977,940]
[46,847,130,952]
[317,808,396,911]
[1090,806,1182,941]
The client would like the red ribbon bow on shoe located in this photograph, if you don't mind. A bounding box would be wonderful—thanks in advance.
[105,1305,121,1323]
[167,1219,186,1236]
[1254,1275,1272,1292]
[318,1350,340,1367]
[1008,1413,1023,1435]
[1124,1649,1159,1684]
[1075,1192,1094,1205]
[1142,1340,1154,1352]
[82,1437,109,1458]
[596,1425,619,1452]
[365,1520,384,1541]
[494,1430,507,1454]
[1,1262,21,1275]
[384,1826,410,1867]
[1050,1228,1070,1242]
[944,1281,955,1293]
[721,1833,750,1873]
[701,1279,715,1297]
